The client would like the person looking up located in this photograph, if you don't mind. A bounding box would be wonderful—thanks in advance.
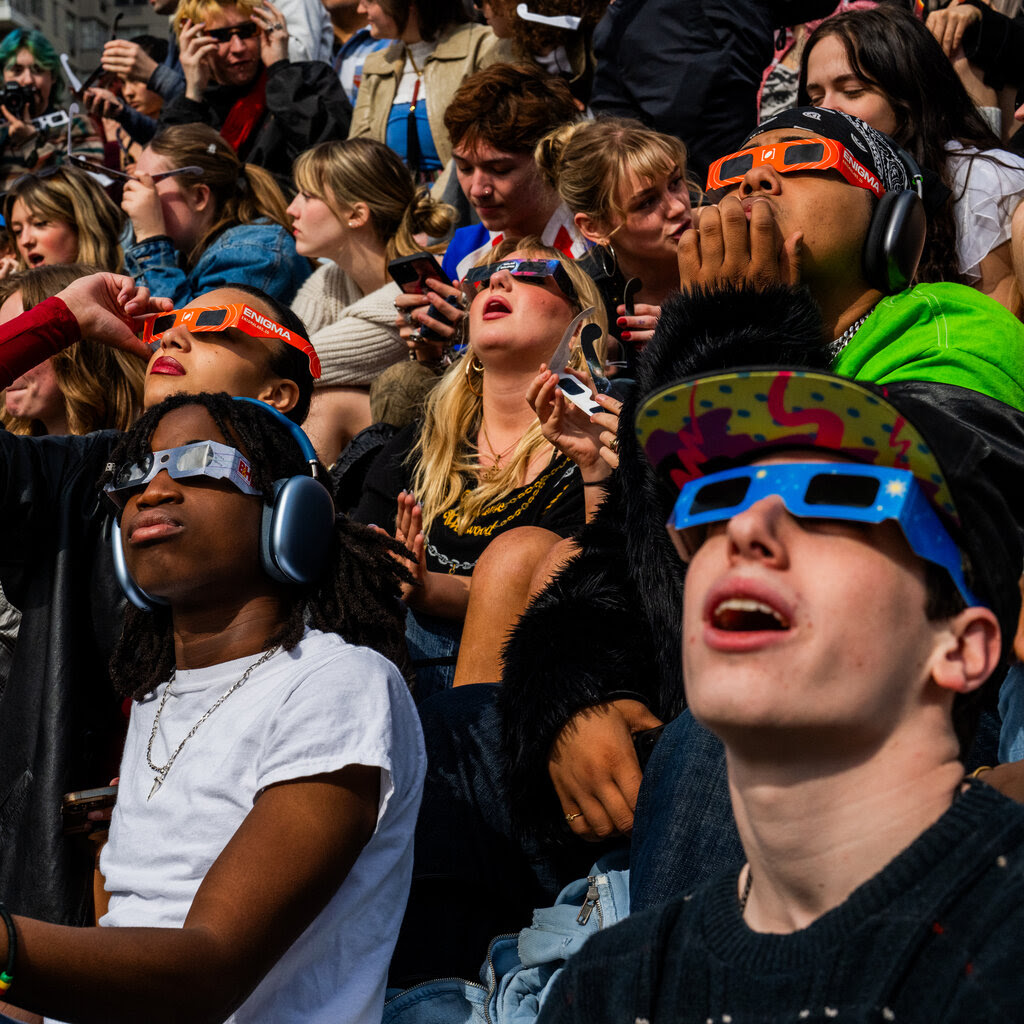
[0,392,422,1024]
[163,0,352,182]
[0,29,104,193]
[123,123,311,306]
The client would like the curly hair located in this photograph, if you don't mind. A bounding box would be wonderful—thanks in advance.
[104,392,413,699]
[2,165,125,272]
[485,0,605,61]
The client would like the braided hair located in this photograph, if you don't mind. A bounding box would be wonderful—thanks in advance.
[103,392,412,699]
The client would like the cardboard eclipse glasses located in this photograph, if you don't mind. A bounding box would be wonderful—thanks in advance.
[144,303,322,379]
[705,136,885,199]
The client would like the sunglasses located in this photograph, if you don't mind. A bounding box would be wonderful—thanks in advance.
[668,462,978,607]
[705,136,885,199]
[103,440,262,513]
[206,21,260,42]
[144,303,322,379]
[463,259,577,301]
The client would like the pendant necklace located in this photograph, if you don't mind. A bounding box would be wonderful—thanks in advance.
[146,645,280,799]
[478,422,518,481]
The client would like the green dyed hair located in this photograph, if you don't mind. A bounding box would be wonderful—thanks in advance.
[0,29,63,106]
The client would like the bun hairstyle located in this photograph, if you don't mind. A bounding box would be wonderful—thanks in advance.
[536,117,698,234]
[292,138,454,262]
[0,264,144,435]
[146,124,293,266]
[2,166,125,272]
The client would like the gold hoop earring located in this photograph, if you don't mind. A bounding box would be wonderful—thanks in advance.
[465,355,484,397]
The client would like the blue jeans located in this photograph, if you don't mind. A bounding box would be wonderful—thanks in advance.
[405,609,462,701]
[630,709,743,911]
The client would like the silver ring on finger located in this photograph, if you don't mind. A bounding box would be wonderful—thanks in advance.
[403,310,414,326]
[408,326,422,342]
[271,21,284,30]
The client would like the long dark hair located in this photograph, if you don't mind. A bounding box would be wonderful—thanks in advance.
[798,5,1002,284]
[104,392,412,699]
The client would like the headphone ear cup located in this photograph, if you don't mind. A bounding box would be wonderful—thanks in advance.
[260,477,336,585]
[863,190,926,294]
[110,519,169,612]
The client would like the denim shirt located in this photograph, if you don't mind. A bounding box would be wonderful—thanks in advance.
[124,220,311,307]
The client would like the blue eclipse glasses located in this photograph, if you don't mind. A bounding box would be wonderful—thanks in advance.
[103,440,262,514]
[462,258,577,301]
[668,463,980,607]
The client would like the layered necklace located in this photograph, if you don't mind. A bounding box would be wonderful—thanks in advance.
[146,646,280,800]
[477,421,519,482]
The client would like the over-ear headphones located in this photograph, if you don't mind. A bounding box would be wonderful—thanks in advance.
[110,398,336,612]
[862,148,926,295]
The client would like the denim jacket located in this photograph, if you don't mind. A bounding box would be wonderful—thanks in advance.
[124,220,311,307]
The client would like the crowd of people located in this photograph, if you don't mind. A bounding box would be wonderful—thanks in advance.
[1,0,1024,1021]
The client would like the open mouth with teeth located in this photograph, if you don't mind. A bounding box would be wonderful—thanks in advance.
[712,598,790,631]
[483,297,511,316]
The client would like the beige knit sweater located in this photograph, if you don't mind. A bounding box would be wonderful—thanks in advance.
[291,262,406,387]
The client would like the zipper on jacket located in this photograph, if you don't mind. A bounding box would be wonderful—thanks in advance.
[576,879,600,926]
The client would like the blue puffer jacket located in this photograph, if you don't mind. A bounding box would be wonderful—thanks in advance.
[124,219,311,307]
[383,849,630,1024]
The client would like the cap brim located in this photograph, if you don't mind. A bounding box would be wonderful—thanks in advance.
[635,368,958,524]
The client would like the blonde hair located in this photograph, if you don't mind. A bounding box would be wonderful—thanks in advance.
[2,167,125,272]
[174,0,259,36]
[0,265,145,436]
[410,239,606,534]
[536,117,700,235]
[293,138,454,262]
[146,124,294,268]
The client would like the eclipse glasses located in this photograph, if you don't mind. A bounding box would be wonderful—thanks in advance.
[668,462,979,607]
[144,303,322,379]
[103,440,261,513]
[463,258,577,301]
[705,136,885,199]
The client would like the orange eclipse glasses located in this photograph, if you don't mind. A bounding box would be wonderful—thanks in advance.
[144,303,321,379]
[705,136,885,199]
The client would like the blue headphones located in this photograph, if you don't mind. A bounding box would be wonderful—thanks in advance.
[110,398,336,612]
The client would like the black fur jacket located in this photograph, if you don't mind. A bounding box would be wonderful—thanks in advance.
[498,282,831,845]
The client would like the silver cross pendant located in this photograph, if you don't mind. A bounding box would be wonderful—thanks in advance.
[149,775,164,800]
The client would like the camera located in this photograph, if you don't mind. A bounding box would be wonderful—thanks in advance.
[1,81,41,119]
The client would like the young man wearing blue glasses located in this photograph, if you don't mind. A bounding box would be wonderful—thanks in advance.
[538,365,1024,1022]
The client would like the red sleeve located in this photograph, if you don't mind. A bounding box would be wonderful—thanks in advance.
[0,296,81,390]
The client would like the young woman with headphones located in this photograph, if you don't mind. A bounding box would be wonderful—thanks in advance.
[0,392,423,1023]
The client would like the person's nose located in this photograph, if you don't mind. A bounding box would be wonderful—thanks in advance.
[133,469,180,511]
[737,161,784,199]
[666,188,690,220]
[13,66,32,83]
[159,325,193,352]
[469,171,494,200]
[18,224,34,247]
[488,268,514,291]
[724,494,791,569]
[228,31,248,52]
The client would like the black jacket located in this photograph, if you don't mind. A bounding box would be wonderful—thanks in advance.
[499,284,829,845]
[160,59,352,183]
[0,429,127,925]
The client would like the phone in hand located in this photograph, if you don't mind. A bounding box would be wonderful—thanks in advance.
[387,253,457,342]
[62,785,118,835]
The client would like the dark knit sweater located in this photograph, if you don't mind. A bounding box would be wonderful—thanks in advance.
[539,782,1024,1023]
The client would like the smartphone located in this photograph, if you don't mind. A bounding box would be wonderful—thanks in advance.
[387,253,457,342]
[62,785,118,835]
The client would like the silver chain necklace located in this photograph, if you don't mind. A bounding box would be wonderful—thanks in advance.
[827,304,877,361]
[146,646,280,800]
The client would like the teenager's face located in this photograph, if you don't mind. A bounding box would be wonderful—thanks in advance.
[604,165,692,272]
[121,76,163,117]
[143,287,289,408]
[286,189,350,260]
[681,453,940,752]
[453,141,558,239]
[716,128,874,293]
[119,404,267,603]
[804,34,900,138]
[358,0,401,39]
[468,249,577,368]
[3,47,53,115]
[8,198,79,267]
[204,5,261,88]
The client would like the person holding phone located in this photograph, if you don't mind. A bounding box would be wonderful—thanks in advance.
[0,392,423,1024]
[352,242,605,697]
[287,138,453,463]
[0,29,104,194]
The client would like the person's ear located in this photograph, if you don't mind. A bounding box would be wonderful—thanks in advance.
[256,377,301,416]
[930,607,1002,695]
[574,211,610,247]
[190,182,213,215]
[346,201,371,229]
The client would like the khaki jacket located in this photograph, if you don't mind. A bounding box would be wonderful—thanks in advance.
[348,23,505,195]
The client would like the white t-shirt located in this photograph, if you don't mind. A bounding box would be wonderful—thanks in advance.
[946,143,1024,282]
[96,629,425,1024]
